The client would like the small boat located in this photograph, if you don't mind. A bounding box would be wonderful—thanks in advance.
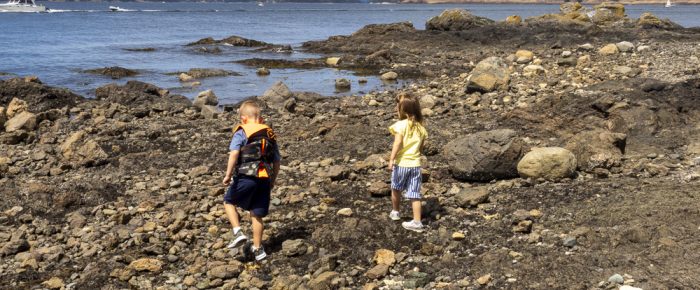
[257,2,264,7]
[109,6,130,12]
[665,0,674,7]
[0,0,46,13]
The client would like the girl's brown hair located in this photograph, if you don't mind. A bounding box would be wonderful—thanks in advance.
[396,92,424,137]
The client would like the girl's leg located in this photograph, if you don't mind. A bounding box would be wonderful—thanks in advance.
[411,199,422,223]
[391,189,402,212]
[251,213,264,248]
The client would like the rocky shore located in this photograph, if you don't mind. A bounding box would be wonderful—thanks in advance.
[1,3,700,290]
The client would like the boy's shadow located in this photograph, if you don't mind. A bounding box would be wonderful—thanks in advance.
[233,226,310,263]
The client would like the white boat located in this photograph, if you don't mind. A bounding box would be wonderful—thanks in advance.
[109,6,130,12]
[0,0,46,13]
[257,2,264,7]
[665,0,675,7]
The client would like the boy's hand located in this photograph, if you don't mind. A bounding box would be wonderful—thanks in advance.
[222,175,232,186]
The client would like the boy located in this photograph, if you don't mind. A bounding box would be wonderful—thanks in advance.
[222,100,280,261]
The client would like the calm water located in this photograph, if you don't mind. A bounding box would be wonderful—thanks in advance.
[1,2,699,103]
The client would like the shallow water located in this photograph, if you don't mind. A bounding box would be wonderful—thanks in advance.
[1,2,699,104]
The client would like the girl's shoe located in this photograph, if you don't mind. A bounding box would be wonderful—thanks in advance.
[402,220,424,232]
[227,231,248,248]
[389,210,401,221]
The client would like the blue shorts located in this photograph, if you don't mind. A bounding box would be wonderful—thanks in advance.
[391,166,422,199]
[224,176,271,217]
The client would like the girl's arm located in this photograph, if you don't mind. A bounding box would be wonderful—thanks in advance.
[222,150,240,185]
[388,133,403,169]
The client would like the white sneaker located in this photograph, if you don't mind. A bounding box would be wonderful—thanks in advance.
[227,230,248,248]
[389,211,401,221]
[251,246,268,261]
[402,220,424,232]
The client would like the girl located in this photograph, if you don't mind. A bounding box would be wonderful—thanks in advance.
[388,93,428,232]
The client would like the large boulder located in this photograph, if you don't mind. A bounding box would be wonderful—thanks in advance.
[260,81,294,107]
[517,147,577,180]
[426,9,494,31]
[83,66,138,79]
[565,130,626,171]
[466,57,510,93]
[637,12,682,29]
[443,129,525,181]
[0,77,83,112]
[352,22,416,36]
[4,111,37,133]
[591,2,626,24]
[193,90,218,109]
[6,97,28,119]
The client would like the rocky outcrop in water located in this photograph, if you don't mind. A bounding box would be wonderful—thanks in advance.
[83,66,139,79]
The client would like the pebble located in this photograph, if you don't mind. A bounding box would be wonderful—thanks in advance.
[562,236,577,248]
[476,274,492,285]
[337,208,353,216]
[608,274,624,284]
[451,232,466,241]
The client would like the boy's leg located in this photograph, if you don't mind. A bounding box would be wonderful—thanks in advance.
[251,213,263,248]
[411,199,422,223]
[224,203,241,228]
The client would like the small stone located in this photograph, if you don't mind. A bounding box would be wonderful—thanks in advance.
[599,44,619,55]
[515,50,534,64]
[451,232,466,241]
[561,50,572,57]
[608,274,624,284]
[529,209,543,218]
[455,187,489,208]
[337,208,353,216]
[358,77,368,84]
[637,45,650,52]
[578,43,594,51]
[208,263,243,279]
[373,249,396,266]
[368,99,379,107]
[281,239,308,257]
[619,286,643,290]
[616,41,635,53]
[4,111,37,133]
[562,236,577,248]
[129,258,162,272]
[476,274,492,285]
[335,78,351,89]
[178,73,194,82]
[381,71,398,81]
[42,277,64,289]
[365,264,389,280]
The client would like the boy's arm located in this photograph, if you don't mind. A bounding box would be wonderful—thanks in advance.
[222,150,240,186]
[270,160,280,191]
[388,133,403,169]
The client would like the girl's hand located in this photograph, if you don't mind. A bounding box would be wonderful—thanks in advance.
[388,160,394,171]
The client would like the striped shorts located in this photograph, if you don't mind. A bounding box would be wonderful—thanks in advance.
[391,166,422,199]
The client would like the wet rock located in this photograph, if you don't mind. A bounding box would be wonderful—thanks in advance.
[129,258,162,272]
[455,187,489,207]
[185,68,238,79]
[208,263,243,279]
[565,130,626,171]
[365,264,389,280]
[257,67,270,76]
[178,73,194,82]
[444,129,524,181]
[260,81,293,106]
[381,71,398,81]
[599,44,619,55]
[517,147,577,180]
[308,271,339,290]
[84,66,138,79]
[4,111,36,133]
[281,239,308,257]
[188,35,269,47]
[353,21,416,36]
[335,78,351,89]
[95,81,190,109]
[0,77,83,112]
[193,89,218,109]
[466,57,510,93]
[616,41,635,53]
[426,9,494,31]
[373,249,396,266]
[326,57,341,66]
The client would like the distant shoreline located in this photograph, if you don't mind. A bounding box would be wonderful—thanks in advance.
[40,1,700,4]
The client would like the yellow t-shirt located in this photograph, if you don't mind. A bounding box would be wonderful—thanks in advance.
[389,119,428,168]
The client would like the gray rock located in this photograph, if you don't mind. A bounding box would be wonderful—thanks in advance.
[517,147,577,180]
[282,239,308,257]
[608,273,624,284]
[193,89,218,109]
[565,130,626,171]
[335,78,351,89]
[443,129,524,181]
[1,239,30,256]
[260,81,293,106]
[4,111,36,133]
[426,9,494,31]
[562,236,577,248]
[455,187,489,207]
